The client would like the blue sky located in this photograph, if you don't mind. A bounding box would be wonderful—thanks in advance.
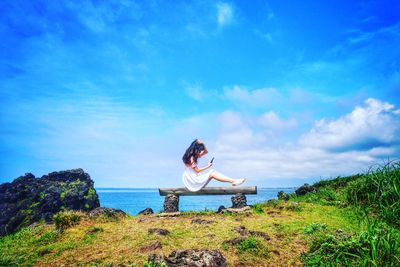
[1,0,400,188]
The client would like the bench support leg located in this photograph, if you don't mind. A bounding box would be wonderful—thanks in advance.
[163,194,179,212]
[231,193,247,208]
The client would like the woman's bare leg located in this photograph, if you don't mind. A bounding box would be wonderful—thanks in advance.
[209,171,236,184]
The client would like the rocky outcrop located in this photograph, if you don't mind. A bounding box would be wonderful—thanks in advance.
[88,207,126,219]
[138,207,154,215]
[191,219,215,225]
[149,249,226,267]
[234,225,271,241]
[163,194,179,212]
[217,205,226,213]
[277,191,290,201]
[139,240,162,253]
[148,228,170,236]
[295,183,316,196]
[231,193,247,208]
[0,168,100,236]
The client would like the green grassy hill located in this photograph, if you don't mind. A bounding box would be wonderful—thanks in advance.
[1,161,399,266]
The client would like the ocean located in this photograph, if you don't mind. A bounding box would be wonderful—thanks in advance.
[96,187,297,215]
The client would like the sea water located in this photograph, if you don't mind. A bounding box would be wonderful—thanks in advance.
[97,188,296,215]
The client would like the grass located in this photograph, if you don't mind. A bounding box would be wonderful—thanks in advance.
[0,200,358,267]
[301,160,400,266]
[1,160,399,266]
[345,160,400,227]
[301,219,400,266]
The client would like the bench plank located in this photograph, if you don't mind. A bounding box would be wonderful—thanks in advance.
[159,186,257,196]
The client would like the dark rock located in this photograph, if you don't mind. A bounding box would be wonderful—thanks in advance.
[139,240,162,252]
[148,228,170,236]
[277,191,290,201]
[231,193,247,208]
[234,225,271,241]
[137,217,149,223]
[138,207,154,215]
[191,219,215,225]
[89,207,127,219]
[217,205,226,213]
[249,230,271,241]
[38,248,52,256]
[223,237,246,246]
[0,169,100,236]
[234,225,248,235]
[295,183,316,196]
[148,254,166,266]
[163,194,179,213]
[165,249,226,267]
[272,249,280,255]
[286,202,301,211]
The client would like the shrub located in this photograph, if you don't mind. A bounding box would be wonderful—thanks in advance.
[286,202,302,212]
[264,199,280,208]
[293,187,339,206]
[302,220,400,266]
[238,236,269,257]
[304,223,328,235]
[345,160,400,226]
[34,230,58,245]
[86,226,103,234]
[53,210,84,232]
[313,174,362,190]
[252,203,264,214]
[144,261,167,267]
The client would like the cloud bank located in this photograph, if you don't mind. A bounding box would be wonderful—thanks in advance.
[210,98,400,186]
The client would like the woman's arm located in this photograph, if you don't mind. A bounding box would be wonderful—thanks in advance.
[192,163,213,174]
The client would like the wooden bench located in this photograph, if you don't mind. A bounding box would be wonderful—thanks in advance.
[158,186,257,212]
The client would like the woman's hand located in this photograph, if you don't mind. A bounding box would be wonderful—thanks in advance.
[194,163,213,174]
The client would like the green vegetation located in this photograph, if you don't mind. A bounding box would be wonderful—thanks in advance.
[345,160,400,227]
[293,187,339,206]
[251,203,264,214]
[238,236,269,256]
[302,220,400,266]
[143,261,167,267]
[0,161,399,266]
[59,179,85,200]
[300,160,400,266]
[53,210,84,232]
[304,222,327,234]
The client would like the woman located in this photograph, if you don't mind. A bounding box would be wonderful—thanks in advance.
[182,139,246,192]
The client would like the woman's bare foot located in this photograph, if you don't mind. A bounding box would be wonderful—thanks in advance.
[232,178,246,186]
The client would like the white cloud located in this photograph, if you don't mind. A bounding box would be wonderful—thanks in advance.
[209,98,400,185]
[215,111,267,152]
[5,90,399,188]
[183,83,219,102]
[217,2,233,26]
[300,98,400,151]
[224,86,282,107]
[258,111,297,131]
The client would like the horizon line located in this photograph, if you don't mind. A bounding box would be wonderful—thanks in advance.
[95,186,299,189]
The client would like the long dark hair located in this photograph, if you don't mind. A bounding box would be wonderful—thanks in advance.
[182,139,206,165]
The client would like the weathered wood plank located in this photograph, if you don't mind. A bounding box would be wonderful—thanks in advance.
[159,186,257,196]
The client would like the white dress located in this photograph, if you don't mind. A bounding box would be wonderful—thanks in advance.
[182,157,214,192]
